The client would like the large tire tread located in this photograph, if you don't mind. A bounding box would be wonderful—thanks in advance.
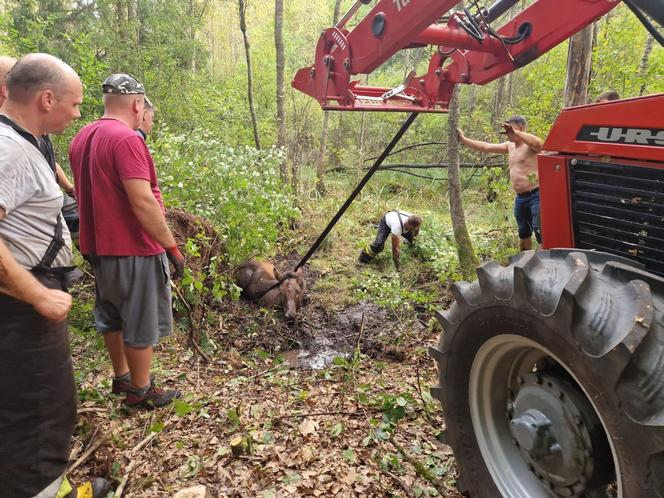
[430,249,664,497]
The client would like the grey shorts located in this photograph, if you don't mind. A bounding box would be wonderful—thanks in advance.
[88,254,173,347]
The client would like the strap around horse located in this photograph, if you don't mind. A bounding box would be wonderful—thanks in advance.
[251,272,301,302]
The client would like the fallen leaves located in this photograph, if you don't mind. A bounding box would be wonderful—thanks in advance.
[69,317,461,497]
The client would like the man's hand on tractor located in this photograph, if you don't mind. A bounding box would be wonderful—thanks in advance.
[33,288,72,322]
[166,245,185,279]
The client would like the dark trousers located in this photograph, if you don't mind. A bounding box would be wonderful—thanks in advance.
[514,188,541,243]
[359,216,391,263]
[0,275,76,497]
[369,215,391,255]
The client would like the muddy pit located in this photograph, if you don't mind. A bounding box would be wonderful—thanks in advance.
[215,251,417,369]
[167,212,425,368]
[284,300,407,368]
[264,252,412,369]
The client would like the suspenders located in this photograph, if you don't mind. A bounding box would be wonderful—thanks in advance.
[0,115,65,270]
[392,210,407,234]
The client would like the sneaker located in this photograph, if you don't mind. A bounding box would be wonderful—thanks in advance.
[66,477,111,498]
[124,384,181,410]
[112,373,155,395]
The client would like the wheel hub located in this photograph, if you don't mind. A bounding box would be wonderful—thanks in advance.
[508,373,597,496]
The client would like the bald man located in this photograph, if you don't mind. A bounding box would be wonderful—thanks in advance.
[0,53,109,498]
[0,55,77,218]
[70,74,183,411]
[0,55,17,107]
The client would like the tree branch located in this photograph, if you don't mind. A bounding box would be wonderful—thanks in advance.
[328,159,504,174]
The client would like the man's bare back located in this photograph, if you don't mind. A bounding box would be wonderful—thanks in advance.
[507,141,539,194]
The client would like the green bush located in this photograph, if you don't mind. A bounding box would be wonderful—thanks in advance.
[353,273,435,312]
[151,130,299,262]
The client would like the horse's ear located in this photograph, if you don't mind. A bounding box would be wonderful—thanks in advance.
[274,268,283,281]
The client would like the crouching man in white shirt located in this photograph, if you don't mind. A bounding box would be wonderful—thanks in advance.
[359,210,422,270]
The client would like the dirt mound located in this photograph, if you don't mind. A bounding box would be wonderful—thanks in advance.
[166,208,227,275]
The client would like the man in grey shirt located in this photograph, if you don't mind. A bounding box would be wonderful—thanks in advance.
[0,54,108,498]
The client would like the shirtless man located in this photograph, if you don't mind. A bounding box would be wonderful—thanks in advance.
[457,115,544,250]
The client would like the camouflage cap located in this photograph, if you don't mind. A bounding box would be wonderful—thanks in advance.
[102,73,145,95]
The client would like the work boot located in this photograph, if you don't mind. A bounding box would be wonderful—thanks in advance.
[111,372,155,395]
[124,383,181,410]
[358,250,373,264]
[65,477,111,498]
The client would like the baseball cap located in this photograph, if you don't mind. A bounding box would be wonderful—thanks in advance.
[102,74,145,95]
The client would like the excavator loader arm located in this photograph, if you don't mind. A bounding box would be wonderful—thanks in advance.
[291,0,620,113]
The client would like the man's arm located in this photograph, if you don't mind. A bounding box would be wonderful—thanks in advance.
[503,124,543,153]
[122,179,185,277]
[457,129,509,154]
[0,208,72,321]
[391,234,401,269]
[123,179,176,249]
[55,163,75,196]
[514,129,543,153]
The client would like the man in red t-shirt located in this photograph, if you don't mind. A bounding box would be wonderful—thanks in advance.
[70,74,184,409]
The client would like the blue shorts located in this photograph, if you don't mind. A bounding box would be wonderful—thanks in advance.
[514,189,541,243]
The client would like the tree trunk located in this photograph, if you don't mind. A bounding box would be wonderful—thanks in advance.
[274,0,288,182]
[446,86,478,278]
[491,77,506,125]
[189,0,196,73]
[315,0,343,195]
[238,0,261,150]
[358,74,369,154]
[507,72,514,107]
[638,35,655,96]
[563,24,594,107]
[490,5,515,122]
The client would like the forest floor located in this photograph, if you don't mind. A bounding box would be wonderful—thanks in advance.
[67,171,516,497]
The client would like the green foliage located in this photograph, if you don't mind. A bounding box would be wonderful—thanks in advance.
[329,422,344,438]
[414,223,463,282]
[180,235,240,304]
[181,455,203,479]
[362,391,416,446]
[152,131,299,262]
[353,273,436,311]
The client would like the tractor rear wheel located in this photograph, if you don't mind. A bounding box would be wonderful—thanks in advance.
[430,250,664,497]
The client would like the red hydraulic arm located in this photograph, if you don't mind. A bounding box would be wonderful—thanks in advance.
[291,0,620,113]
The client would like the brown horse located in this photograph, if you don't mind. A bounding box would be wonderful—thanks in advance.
[235,259,306,321]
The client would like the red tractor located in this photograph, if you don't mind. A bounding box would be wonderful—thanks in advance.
[293,0,664,496]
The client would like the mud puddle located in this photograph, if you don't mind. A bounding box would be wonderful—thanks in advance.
[281,342,345,369]
[283,300,404,369]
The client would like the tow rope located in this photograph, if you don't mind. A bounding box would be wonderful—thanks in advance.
[294,112,419,271]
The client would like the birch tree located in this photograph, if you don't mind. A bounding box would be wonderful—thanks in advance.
[447,87,478,278]
[239,0,261,149]
[274,0,288,181]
